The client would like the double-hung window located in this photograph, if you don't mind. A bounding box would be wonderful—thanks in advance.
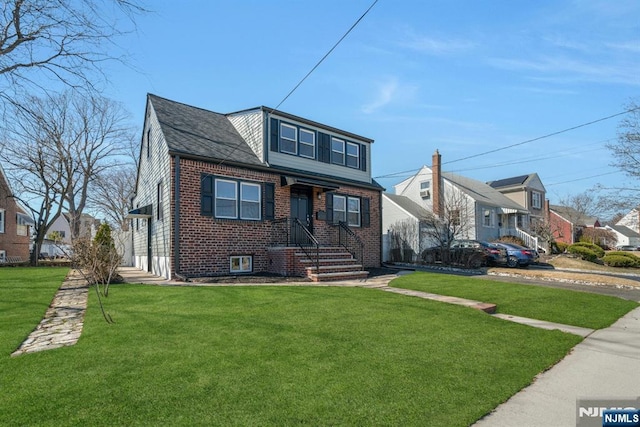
[531,191,542,209]
[348,197,361,227]
[0,209,5,233]
[299,128,315,158]
[483,209,493,227]
[211,178,261,221]
[332,195,361,227]
[280,123,297,155]
[215,179,238,219]
[346,142,359,168]
[331,137,345,165]
[240,182,261,220]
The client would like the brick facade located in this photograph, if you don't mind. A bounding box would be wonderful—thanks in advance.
[0,172,30,261]
[172,158,381,278]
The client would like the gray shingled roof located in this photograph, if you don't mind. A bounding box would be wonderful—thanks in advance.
[607,224,640,238]
[384,193,431,219]
[148,94,262,166]
[549,204,599,226]
[443,172,527,212]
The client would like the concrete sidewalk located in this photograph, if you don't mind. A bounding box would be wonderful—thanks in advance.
[474,306,640,427]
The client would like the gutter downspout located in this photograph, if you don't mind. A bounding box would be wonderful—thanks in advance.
[174,155,181,278]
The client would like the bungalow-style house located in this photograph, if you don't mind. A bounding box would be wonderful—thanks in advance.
[547,204,601,245]
[616,207,640,235]
[382,193,433,262]
[0,163,33,263]
[129,94,383,281]
[488,173,546,227]
[604,224,640,249]
[392,150,536,247]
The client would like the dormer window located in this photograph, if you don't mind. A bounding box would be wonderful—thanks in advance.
[280,123,297,155]
[346,142,359,168]
[331,137,345,165]
[299,129,315,158]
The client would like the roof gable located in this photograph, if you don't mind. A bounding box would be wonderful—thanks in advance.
[443,172,527,211]
[384,193,431,219]
[549,204,599,226]
[147,94,262,166]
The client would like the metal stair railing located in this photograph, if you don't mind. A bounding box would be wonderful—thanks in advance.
[337,221,364,266]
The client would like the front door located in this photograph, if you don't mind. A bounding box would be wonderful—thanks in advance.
[290,188,312,244]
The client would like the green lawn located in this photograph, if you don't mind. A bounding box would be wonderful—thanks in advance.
[0,267,619,426]
[391,271,639,329]
[0,267,70,355]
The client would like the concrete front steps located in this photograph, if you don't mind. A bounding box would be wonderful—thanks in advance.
[297,246,369,282]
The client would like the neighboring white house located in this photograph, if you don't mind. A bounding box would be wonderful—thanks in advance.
[604,225,640,248]
[617,208,640,235]
[382,193,434,262]
[393,150,535,247]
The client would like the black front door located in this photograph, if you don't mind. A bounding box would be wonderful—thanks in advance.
[290,188,312,244]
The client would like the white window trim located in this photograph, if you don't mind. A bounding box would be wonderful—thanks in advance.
[280,123,298,155]
[331,137,345,165]
[299,128,316,159]
[0,209,5,233]
[240,182,261,220]
[348,197,361,227]
[215,179,238,219]
[230,255,252,273]
[531,191,542,209]
[483,209,494,228]
[346,142,359,169]
[333,194,347,223]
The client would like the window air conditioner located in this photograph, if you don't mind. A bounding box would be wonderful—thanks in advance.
[420,189,430,198]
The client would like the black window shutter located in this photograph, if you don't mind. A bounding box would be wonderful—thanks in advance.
[201,175,214,216]
[360,144,367,172]
[325,193,334,223]
[264,182,275,220]
[318,132,331,163]
[362,197,370,227]
[270,118,279,152]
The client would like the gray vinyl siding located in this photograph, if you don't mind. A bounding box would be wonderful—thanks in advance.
[132,101,173,278]
[228,109,264,162]
[267,113,372,184]
[268,150,371,183]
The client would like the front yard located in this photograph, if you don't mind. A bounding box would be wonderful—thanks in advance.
[0,267,636,426]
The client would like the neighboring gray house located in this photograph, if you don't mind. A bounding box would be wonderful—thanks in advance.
[382,193,433,262]
[392,151,536,247]
[604,225,640,248]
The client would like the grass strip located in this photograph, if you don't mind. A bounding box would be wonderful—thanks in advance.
[391,271,639,329]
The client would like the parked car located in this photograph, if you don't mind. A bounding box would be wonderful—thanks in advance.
[451,240,507,266]
[494,242,536,268]
[616,245,638,251]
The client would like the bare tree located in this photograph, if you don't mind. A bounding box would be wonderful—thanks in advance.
[63,93,134,238]
[598,100,640,212]
[0,0,147,95]
[421,188,473,263]
[0,91,134,263]
[90,163,137,231]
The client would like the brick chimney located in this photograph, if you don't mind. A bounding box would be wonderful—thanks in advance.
[432,149,443,218]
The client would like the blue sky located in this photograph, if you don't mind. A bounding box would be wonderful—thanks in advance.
[102,0,640,205]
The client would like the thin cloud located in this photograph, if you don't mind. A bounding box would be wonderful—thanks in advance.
[402,35,476,55]
[362,79,399,114]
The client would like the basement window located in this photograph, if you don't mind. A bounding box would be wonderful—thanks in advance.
[230,255,252,273]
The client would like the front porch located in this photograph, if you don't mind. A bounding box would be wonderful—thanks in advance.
[268,217,368,282]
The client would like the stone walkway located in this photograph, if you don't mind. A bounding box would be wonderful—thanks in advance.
[11,270,89,357]
[11,268,595,356]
